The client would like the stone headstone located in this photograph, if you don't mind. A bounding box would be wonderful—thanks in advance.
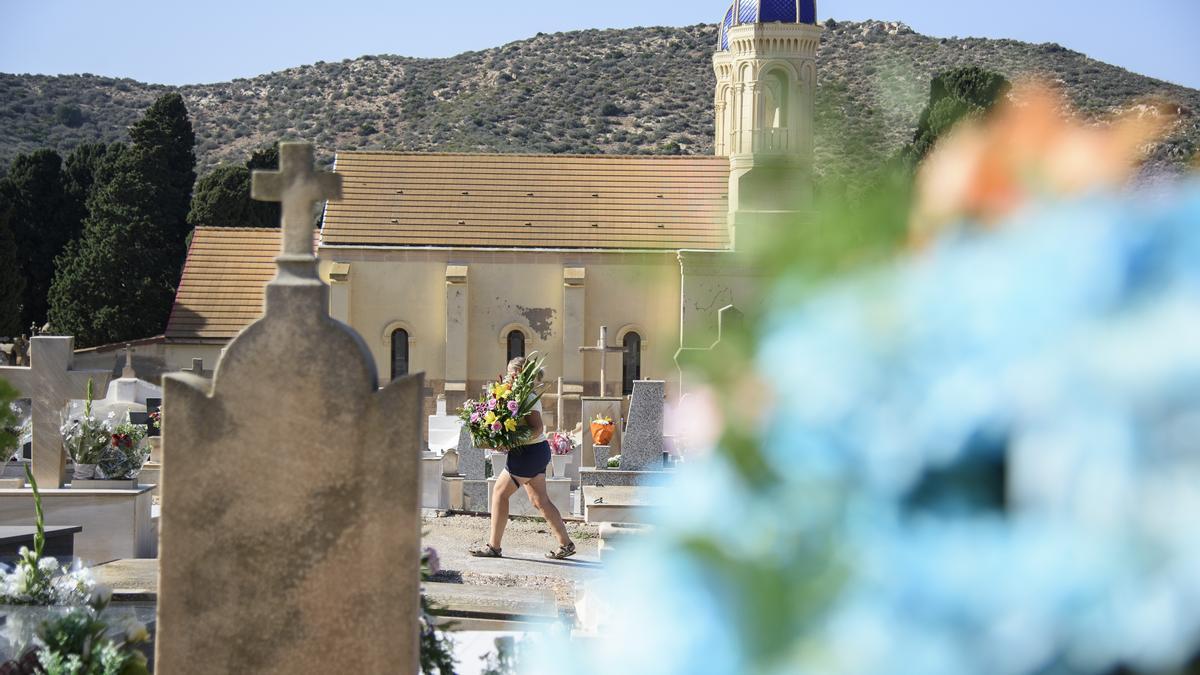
[456,425,485,480]
[156,142,423,674]
[620,380,665,471]
[0,336,113,487]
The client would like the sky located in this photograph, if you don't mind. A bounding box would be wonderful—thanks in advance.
[1,0,1197,89]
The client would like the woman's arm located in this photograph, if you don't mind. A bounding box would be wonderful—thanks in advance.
[525,411,544,440]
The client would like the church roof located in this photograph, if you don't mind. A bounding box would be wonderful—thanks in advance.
[719,0,818,50]
[165,227,311,342]
[321,152,731,251]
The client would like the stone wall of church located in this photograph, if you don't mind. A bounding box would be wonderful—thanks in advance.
[318,247,685,428]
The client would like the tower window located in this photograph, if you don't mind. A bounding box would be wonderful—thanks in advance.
[391,328,409,380]
[506,329,526,363]
[764,69,789,128]
[622,332,642,396]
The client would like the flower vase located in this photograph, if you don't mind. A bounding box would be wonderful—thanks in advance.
[550,454,568,478]
[72,464,97,480]
[489,451,508,477]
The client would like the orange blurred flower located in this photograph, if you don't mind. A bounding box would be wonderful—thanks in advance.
[910,81,1177,246]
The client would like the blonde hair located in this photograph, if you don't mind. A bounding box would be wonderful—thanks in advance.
[507,356,544,381]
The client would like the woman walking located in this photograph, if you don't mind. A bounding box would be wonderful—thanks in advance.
[470,357,576,560]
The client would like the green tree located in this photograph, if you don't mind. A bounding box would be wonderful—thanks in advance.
[905,66,1011,162]
[128,93,196,248]
[48,93,196,346]
[48,147,177,346]
[0,199,25,337]
[187,143,279,229]
[0,150,79,329]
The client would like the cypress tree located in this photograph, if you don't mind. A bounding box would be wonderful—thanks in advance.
[187,143,279,229]
[48,93,196,346]
[0,197,24,337]
[128,93,196,248]
[1,150,78,329]
[904,66,1011,162]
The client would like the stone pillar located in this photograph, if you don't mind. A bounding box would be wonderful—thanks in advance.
[562,266,586,429]
[444,265,469,410]
[328,262,352,324]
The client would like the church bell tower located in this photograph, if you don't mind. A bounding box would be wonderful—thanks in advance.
[713,1,821,242]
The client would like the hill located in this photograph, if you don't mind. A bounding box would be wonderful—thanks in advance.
[0,20,1195,182]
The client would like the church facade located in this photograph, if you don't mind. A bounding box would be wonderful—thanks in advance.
[161,0,821,426]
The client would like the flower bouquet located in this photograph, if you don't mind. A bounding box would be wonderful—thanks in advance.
[548,432,574,478]
[458,354,546,451]
[589,413,615,446]
[60,380,114,480]
[97,422,150,480]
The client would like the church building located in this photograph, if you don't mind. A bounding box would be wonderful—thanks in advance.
[161,0,822,426]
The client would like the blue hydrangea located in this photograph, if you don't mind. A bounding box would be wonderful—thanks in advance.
[532,182,1200,675]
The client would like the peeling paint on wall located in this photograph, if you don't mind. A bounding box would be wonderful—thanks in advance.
[516,305,556,340]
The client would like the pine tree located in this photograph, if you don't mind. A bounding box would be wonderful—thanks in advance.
[61,143,111,230]
[1,150,79,329]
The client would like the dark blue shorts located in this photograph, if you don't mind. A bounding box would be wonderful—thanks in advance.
[505,440,551,479]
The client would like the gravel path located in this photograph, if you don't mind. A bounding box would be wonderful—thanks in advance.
[421,512,604,613]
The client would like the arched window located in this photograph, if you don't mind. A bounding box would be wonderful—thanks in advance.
[390,328,409,380]
[622,332,642,396]
[763,69,789,129]
[506,330,525,363]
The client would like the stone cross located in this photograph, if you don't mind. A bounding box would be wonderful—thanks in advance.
[251,142,342,259]
[121,344,136,379]
[182,358,204,377]
[157,142,424,674]
[578,325,625,398]
[0,336,112,488]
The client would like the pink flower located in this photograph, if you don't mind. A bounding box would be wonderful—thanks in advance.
[507,400,519,414]
[487,398,498,411]
[492,422,502,432]
[470,412,481,423]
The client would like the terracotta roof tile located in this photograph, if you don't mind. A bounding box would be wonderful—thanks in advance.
[322,152,731,250]
[165,228,312,341]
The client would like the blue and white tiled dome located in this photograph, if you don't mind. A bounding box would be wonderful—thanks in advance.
[719,0,818,50]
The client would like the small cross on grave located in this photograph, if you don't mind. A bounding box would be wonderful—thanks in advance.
[121,344,136,379]
[0,336,113,488]
[251,143,342,263]
[182,358,205,377]
[578,325,626,398]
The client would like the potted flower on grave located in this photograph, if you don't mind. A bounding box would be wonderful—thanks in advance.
[59,380,113,481]
[607,454,621,469]
[547,432,574,478]
[589,413,614,446]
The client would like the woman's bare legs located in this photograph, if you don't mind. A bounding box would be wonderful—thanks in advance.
[488,470,521,550]
[523,473,572,548]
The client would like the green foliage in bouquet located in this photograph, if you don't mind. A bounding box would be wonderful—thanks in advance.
[0,379,19,457]
[5,609,151,675]
[60,380,111,467]
[458,353,546,450]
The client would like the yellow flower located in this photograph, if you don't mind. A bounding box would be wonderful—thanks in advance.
[504,418,518,432]
[492,383,512,399]
[483,411,497,425]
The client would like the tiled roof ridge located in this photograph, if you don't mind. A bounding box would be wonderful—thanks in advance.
[335,150,729,161]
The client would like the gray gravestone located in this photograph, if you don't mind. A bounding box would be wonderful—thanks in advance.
[620,380,665,471]
[456,425,485,480]
[0,336,112,487]
[156,143,423,674]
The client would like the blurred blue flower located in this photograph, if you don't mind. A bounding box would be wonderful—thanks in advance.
[532,182,1200,675]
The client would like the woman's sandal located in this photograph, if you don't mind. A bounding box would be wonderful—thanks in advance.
[468,543,502,558]
[546,542,576,560]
